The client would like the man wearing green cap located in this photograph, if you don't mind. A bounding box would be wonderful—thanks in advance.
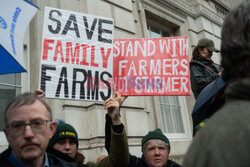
[128,128,181,167]
[190,38,221,99]
[104,92,181,167]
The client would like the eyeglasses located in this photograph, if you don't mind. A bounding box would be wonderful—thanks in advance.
[6,119,50,136]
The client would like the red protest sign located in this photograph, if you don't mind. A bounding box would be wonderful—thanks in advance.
[113,36,190,96]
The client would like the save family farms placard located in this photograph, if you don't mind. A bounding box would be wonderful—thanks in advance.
[113,37,190,96]
[39,7,114,102]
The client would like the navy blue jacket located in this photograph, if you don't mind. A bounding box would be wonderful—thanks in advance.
[0,147,77,167]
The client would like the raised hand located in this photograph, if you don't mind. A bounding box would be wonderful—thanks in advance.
[104,97,121,125]
[34,89,45,101]
[112,90,127,106]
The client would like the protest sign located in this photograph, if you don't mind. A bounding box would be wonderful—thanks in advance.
[39,7,114,102]
[113,37,190,96]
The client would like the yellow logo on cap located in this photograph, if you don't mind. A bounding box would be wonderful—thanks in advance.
[59,131,76,137]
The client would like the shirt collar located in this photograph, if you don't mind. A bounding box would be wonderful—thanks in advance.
[8,151,50,167]
[8,152,27,167]
[44,152,50,167]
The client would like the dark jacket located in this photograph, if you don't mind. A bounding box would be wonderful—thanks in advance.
[191,76,227,136]
[130,154,181,167]
[75,151,86,167]
[47,125,129,167]
[86,127,129,167]
[190,59,220,99]
[47,147,87,167]
[183,78,250,167]
[0,147,76,167]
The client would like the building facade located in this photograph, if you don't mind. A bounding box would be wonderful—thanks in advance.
[0,0,245,164]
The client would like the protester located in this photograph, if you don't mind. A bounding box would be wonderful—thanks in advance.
[183,1,250,167]
[190,38,221,99]
[48,122,85,166]
[105,92,181,167]
[0,93,76,166]
[130,128,181,167]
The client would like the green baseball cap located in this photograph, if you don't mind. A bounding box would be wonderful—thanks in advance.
[197,38,219,52]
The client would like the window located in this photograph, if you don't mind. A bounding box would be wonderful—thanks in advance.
[148,25,170,38]
[0,74,23,146]
[158,96,191,139]
[148,22,191,139]
[147,24,172,38]
[0,74,21,129]
[159,96,184,133]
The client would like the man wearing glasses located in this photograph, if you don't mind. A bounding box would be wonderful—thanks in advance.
[0,93,76,166]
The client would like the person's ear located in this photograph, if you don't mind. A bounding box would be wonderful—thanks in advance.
[4,128,11,144]
[49,121,57,139]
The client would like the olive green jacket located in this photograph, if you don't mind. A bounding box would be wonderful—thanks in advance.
[87,128,129,167]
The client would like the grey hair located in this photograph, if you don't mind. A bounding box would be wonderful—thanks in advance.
[4,92,52,127]
[221,1,250,81]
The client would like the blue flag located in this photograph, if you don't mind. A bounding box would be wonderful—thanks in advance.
[0,0,38,75]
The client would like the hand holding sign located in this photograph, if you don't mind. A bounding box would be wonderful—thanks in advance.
[113,89,127,106]
[34,89,45,101]
[104,97,121,125]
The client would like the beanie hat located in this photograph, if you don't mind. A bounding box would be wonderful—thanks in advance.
[49,123,78,148]
[141,128,170,153]
[197,38,219,53]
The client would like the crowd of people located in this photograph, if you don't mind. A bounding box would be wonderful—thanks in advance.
[1,1,250,167]
[183,1,250,166]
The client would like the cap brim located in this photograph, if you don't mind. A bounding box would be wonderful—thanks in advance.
[207,47,220,53]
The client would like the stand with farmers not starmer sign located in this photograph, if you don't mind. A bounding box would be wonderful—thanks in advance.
[113,37,190,96]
